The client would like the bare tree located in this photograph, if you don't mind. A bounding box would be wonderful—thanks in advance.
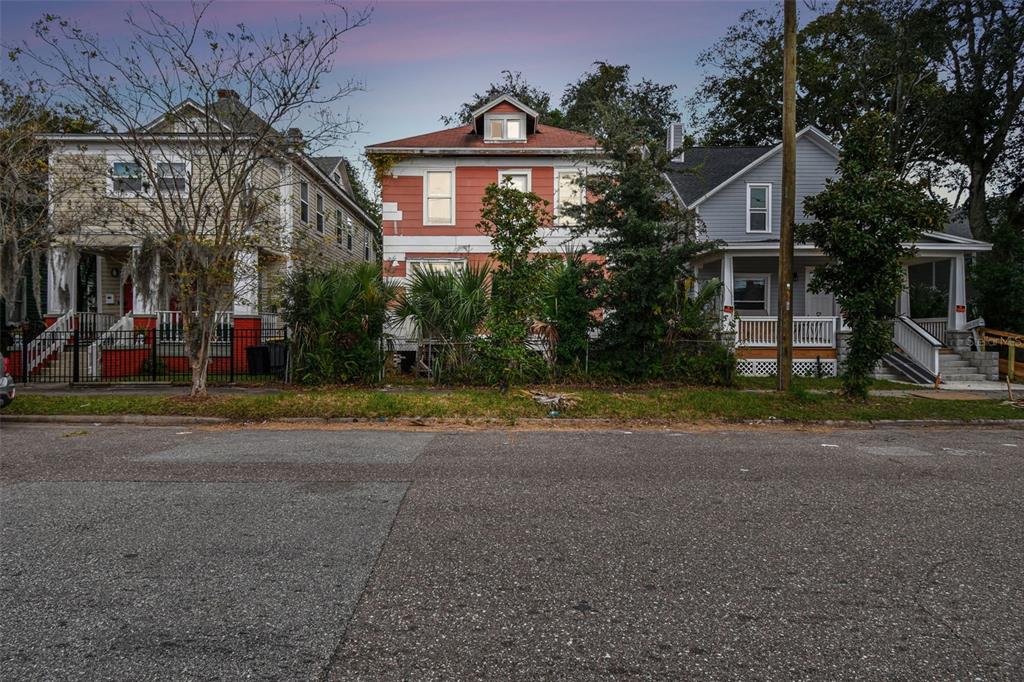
[15,0,370,396]
[0,79,101,329]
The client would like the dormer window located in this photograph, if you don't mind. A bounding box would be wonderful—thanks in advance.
[484,113,526,141]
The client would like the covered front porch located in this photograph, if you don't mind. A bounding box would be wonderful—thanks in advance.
[696,234,990,379]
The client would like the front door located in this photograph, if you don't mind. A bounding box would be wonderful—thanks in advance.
[804,266,835,317]
[76,254,98,313]
[122,277,134,315]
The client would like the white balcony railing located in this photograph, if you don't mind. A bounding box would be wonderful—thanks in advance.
[737,316,838,348]
[156,310,233,343]
[913,317,948,343]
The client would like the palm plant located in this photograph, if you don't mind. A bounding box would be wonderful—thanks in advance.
[392,263,490,377]
[282,262,399,384]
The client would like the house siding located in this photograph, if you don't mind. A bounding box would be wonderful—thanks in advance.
[696,136,838,243]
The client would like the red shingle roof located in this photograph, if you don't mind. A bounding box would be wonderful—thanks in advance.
[367,124,598,152]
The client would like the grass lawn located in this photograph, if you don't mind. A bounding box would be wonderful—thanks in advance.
[6,385,1022,423]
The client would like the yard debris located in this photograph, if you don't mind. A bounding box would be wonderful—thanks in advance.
[520,390,579,410]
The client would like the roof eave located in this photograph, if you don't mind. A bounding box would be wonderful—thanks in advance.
[364,146,601,156]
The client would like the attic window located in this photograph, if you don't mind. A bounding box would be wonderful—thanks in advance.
[484,114,526,141]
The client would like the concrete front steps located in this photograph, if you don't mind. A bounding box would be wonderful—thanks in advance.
[32,348,91,382]
[938,350,987,383]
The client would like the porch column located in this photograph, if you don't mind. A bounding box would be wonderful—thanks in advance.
[233,247,259,316]
[897,263,911,317]
[947,254,967,331]
[721,253,735,329]
[132,246,160,315]
[46,246,78,315]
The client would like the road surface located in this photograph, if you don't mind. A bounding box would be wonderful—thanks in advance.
[1,422,1022,679]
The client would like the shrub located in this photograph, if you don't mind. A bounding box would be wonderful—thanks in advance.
[281,262,398,385]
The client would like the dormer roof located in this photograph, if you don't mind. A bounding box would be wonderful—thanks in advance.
[470,93,539,137]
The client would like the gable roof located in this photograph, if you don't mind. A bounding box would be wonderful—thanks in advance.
[366,124,599,155]
[666,126,838,207]
[470,93,540,120]
[312,156,354,196]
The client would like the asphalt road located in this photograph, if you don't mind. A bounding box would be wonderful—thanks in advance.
[1,422,1022,680]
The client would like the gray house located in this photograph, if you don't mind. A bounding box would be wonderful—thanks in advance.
[666,126,995,382]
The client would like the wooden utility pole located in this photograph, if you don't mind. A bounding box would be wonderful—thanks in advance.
[777,0,797,391]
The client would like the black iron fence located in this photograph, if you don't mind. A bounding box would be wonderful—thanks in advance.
[7,325,288,384]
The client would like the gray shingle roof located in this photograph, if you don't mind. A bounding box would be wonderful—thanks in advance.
[311,156,353,196]
[666,146,772,205]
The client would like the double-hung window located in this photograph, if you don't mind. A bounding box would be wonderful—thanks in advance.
[364,233,371,261]
[554,170,583,225]
[335,209,344,241]
[111,162,144,194]
[316,193,325,233]
[425,170,454,225]
[746,183,771,233]
[498,169,530,192]
[299,181,309,223]
[346,216,354,250]
[157,162,187,193]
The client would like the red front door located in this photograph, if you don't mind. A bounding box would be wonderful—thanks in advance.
[123,278,134,314]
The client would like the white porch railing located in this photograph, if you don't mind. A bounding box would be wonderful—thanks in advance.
[25,310,74,372]
[913,317,948,342]
[893,315,941,377]
[156,310,233,343]
[260,312,284,342]
[737,316,838,348]
[87,314,135,379]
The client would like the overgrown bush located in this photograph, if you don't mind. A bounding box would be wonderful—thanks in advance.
[538,248,601,371]
[281,262,397,385]
[392,263,490,380]
[971,197,1024,333]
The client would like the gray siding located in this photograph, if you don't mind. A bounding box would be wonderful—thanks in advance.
[698,255,834,317]
[695,136,838,243]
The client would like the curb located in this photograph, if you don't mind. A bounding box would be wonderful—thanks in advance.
[2,414,1023,429]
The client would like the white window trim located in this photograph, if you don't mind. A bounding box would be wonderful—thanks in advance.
[423,169,455,226]
[554,168,584,224]
[734,272,772,315]
[746,183,772,233]
[483,113,527,142]
[106,153,190,198]
[406,258,467,274]
[498,169,532,192]
[315,192,325,233]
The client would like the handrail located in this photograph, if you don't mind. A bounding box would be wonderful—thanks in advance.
[893,315,941,378]
[87,314,135,379]
[24,310,74,373]
[736,316,837,348]
[979,327,1024,346]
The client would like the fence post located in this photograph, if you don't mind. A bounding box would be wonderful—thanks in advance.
[1010,340,1016,383]
[150,328,158,381]
[229,326,235,382]
[71,328,80,384]
[21,336,29,384]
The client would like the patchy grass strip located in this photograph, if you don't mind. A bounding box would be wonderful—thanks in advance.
[5,387,1022,423]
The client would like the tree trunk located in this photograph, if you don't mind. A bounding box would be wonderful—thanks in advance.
[967,162,989,240]
[183,316,214,398]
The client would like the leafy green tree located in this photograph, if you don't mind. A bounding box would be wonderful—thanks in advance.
[799,113,947,398]
[441,71,554,126]
[690,1,946,172]
[568,107,714,378]
[538,248,601,368]
[475,180,550,384]
[971,190,1024,333]
[560,62,679,142]
[282,262,398,384]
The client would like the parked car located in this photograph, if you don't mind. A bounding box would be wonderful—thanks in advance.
[1,353,15,408]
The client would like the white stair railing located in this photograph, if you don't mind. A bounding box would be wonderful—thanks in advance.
[913,317,947,342]
[893,315,941,377]
[86,314,135,379]
[25,310,74,373]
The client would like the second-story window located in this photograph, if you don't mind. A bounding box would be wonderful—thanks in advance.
[157,162,187,193]
[498,170,530,192]
[346,216,354,250]
[335,208,343,241]
[364,233,371,261]
[747,183,771,233]
[299,181,309,223]
[316,193,325,233]
[111,162,144,194]
[425,170,454,225]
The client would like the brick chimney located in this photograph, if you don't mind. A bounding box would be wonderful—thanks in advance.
[216,89,239,100]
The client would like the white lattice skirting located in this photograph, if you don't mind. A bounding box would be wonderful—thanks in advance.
[737,358,838,377]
